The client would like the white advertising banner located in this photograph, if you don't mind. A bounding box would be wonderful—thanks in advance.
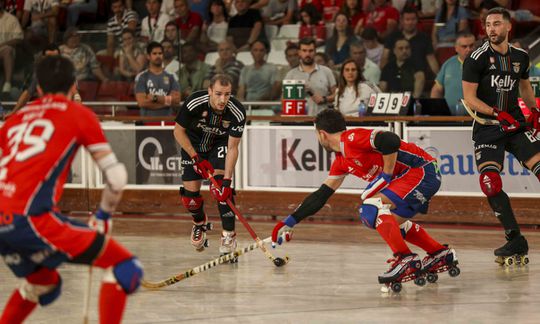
[405,127,540,197]
[244,126,389,192]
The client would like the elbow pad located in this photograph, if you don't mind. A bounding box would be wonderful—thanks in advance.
[374,131,401,155]
[97,153,128,191]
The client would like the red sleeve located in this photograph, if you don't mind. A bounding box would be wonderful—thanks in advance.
[76,105,109,152]
[315,22,326,42]
[388,6,399,21]
[17,0,24,10]
[192,12,203,28]
[343,128,377,153]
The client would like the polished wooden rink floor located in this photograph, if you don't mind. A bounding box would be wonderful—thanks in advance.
[1,216,540,324]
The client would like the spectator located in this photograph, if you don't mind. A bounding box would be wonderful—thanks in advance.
[299,0,322,12]
[284,37,337,115]
[237,40,280,101]
[360,27,383,65]
[350,41,381,84]
[4,0,24,20]
[160,0,176,17]
[178,42,210,98]
[341,0,365,35]
[200,0,229,52]
[315,52,340,80]
[162,39,179,80]
[174,0,203,44]
[298,4,326,47]
[116,29,146,81]
[65,0,97,27]
[0,2,23,93]
[362,0,399,40]
[334,58,381,115]
[379,37,424,98]
[189,0,211,21]
[262,0,296,26]
[135,41,181,116]
[226,0,264,51]
[432,0,469,47]
[60,27,109,82]
[431,31,475,115]
[276,43,300,81]
[203,40,244,93]
[107,0,139,57]
[322,0,343,23]
[22,0,59,44]
[381,6,439,77]
[325,12,357,66]
[141,0,172,43]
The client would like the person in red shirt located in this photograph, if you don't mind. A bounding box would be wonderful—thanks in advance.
[362,0,399,39]
[0,56,141,324]
[271,109,460,292]
[174,0,203,44]
[298,4,326,47]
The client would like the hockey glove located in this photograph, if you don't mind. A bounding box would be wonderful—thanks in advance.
[271,215,296,247]
[210,178,233,202]
[493,108,520,133]
[88,208,112,235]
[527,107,540,138]
[361,172,392,201]
[192,154,214,179]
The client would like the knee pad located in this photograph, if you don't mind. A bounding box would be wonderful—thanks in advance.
[180,187,204,212]
[21,268,62,306]
[103,257,143,294]
[359,197,390,229]
[479,166,502,197]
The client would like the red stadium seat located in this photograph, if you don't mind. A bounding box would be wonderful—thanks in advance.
[435,46,455,66]
[96,81,131,101]
[96,55,117,77]
[77,80,99,101]
[418,19,434,35]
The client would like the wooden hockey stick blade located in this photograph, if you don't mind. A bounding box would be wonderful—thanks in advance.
[461,99,500,125]
[141,237,276,289]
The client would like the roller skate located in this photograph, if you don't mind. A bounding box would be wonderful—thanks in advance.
[220,230,238,263]
[421,245,460,283]
[191,218,213,252]
[378,253,425,293]
[494,234,529,266]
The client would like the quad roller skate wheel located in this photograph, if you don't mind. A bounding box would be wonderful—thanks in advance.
[520,256,529,265]
[205,223,213,231]
[390,282,402,293]
[504,257,514,266]
[427,273,438,283]
[448,267,460,277]
[414,276,426,286]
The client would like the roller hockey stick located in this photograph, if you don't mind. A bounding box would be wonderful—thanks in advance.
[142,237,274,289]
[82,267,92,324]
[461,99,532,127]
[208,175,289,268]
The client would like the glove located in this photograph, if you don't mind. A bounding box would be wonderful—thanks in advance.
[210,178,232,202]
[527,107,540,137]
[271,215,297,247]
[192,154,214,179]
[493,107,520,133]
[361,172,392,201]
[88,208,112,234]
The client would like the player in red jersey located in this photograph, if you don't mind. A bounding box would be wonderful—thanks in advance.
[0,56,142,324]
[271,109,459,291]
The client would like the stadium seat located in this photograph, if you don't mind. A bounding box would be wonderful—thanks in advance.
[96,81,131,101]
[77,80,99,101]
[204,52,219,65]
[435,46,455,66]
[267,50,287,66]
[265,25,279,42]
[277,24,300,38]
[96,55,117,77]
[236,52,254,66]
[418,19,434,34]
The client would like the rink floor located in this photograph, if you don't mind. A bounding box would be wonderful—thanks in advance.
[1,216,539,323]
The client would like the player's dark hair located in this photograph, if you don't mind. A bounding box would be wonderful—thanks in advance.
[146,41,162,54]
[209,74,233,88]
[315,109,347,134]
[299,37,316,48]
[486,7,511,22]
[36,56,76,94]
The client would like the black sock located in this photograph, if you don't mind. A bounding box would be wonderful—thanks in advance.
[487,191,520,238]
[218,201,235,231]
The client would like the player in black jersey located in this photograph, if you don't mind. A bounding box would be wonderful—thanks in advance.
[173,74,247,256]
[462,7,540,265]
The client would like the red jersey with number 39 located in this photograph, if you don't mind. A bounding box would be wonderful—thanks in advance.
[329,128,435,182]
[0,95,109,215]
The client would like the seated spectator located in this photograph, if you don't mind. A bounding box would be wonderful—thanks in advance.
[203,40,244,93]
[163,21,181,55]
[325,12,358,66]
[350,41,381,84]
[362,0,399,40]
[60,27,109,82]
[432,0,469,47]
[178,42,210,98]
[381,6,438,77]
[322,0,343,23]
[340,0,365,35]
[107,0,139,56]
[262,0,296,26]
[379,37,424,98]
[141,0,172,43]
[65,0,97,27]
[399,0,438,18]
[298,4,326,47]
[360,27,383,65]
[174,0,203,44]
[299,0,323,12]
[135,41,181,116]
[22,0,59,44]
[334,58,381,115]
[431,31,475,115]
[226,0,264,51]
[5,0,24,20]
[116,29,146,81]
[237,40,280,101]
[315,52,340,81]
[162,39,179,80]
[0,3,23,93]
[276,43,300,82]
[189,0,211,21]
[200,0,228,52]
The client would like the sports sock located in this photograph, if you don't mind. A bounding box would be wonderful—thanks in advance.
[376,214,412,255]
[218,201,235,231]
[532,161,540,181]
[402,221,444,254]
[0,290,37,324]
[99,282,127,324]
[488,191,520,235]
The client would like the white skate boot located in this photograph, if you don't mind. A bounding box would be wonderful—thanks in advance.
[220,230,238,263]
[191,218,212,252]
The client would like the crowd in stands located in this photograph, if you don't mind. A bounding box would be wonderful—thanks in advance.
[0,0,539,116]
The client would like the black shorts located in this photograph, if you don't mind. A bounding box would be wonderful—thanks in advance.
[474,129,540,169]
[180,140,228,181]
